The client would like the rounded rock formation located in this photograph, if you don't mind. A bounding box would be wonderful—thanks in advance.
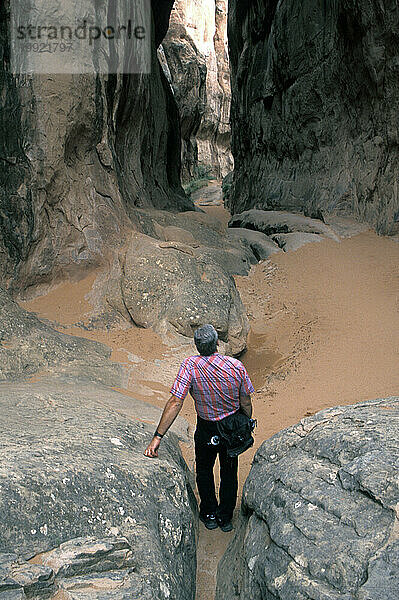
[216,397,399,600]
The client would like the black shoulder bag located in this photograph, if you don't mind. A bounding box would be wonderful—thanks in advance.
[216,411,257,457]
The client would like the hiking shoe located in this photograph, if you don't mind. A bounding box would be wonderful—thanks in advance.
[199,513,218,530]
[216,517,233,532]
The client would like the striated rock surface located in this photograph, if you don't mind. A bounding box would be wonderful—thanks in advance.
[161,0,233,180]
[0,0,192,291]
[216,397,399,600]
[228,1,399,234]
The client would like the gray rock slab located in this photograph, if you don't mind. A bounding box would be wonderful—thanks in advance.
[229,210,340,240]
[272,232,325,252]
[160,225,201,247]
[216,397,399,600]
[0,287,121,386]
[226,228,282,260]
[194,245,254,276]
[57,569,153,599]
[324,215,372,239]
[178,210,227,235]
[0,378,197,600]
[40,536,134,578]
[135,209,226,247]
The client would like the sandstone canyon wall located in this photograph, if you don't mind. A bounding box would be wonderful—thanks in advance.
[228,0,399,234]
[0,0,192,292]
[161,0,233,181]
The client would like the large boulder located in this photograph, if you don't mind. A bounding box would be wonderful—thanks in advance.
[227,0,399,234]
[229,210,340,241]
[216,397,399,600]
[135,208,256,275]
[106,232,250,354]
[0,378,196,600]
[0,0,192,292]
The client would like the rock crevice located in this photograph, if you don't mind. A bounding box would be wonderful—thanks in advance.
[161,0,233,180]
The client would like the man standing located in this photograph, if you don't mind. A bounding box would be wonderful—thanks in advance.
[144,324,254,532]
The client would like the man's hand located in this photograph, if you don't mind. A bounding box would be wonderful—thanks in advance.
[144,436,161,458]
[143,394,183,459]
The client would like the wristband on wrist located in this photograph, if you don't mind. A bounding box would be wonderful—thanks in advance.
[154,430,164,439]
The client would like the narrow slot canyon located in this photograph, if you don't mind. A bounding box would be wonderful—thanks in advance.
[1,1,399,600]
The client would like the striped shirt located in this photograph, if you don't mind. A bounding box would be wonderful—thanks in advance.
[170,353,255,421]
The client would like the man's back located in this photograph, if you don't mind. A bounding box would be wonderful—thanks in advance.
[171,353,254,421]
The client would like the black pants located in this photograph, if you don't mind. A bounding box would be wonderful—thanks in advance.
[194,416,238,521]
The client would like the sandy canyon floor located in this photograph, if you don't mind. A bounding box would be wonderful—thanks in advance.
[21,199,399,600]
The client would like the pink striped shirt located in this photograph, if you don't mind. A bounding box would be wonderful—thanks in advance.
[170,353,255,421]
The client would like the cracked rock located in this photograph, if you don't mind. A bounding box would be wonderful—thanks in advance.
[0,553,54,598]
[0,379,197,600]
[216,397,399,600]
